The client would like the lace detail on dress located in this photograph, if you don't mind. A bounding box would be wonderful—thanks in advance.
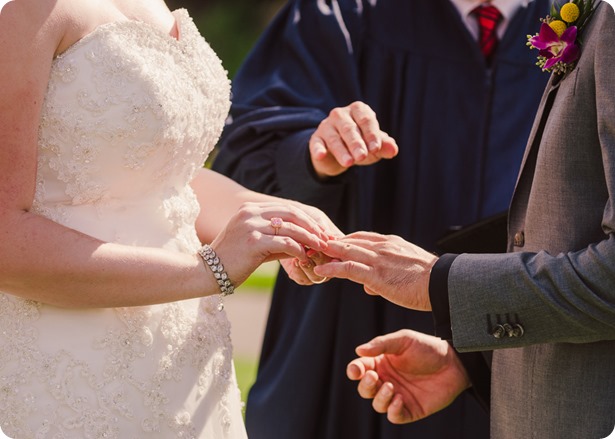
[2,9,244,439]
[33,8,230,214]
[0,295,236,438]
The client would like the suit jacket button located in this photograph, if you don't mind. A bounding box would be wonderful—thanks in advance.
[502,323,514,337]
[514,231,525,247]
[491,324,506,339]
[511,324,524,337]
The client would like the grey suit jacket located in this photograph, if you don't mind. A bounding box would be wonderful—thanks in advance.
[447,2,615,437]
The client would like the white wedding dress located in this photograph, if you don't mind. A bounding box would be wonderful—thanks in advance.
[0,9,248,439]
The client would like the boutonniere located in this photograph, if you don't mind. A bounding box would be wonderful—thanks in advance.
[527,0,597,75]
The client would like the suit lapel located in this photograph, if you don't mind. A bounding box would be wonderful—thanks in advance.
[515,73,559,179]
[507,75,559,246]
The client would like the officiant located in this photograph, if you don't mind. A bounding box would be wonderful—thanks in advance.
[213,1,550,437]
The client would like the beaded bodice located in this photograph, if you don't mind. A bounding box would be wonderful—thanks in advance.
[0,10,246,439]
[33,8,230,252]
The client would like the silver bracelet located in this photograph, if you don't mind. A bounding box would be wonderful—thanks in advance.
[197,244,235,296]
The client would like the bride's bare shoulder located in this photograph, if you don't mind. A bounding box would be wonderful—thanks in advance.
[0,0,75,56]
[0,0,124,57]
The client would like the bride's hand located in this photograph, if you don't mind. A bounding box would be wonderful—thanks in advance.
[286,200,344,239]
[276,201,343,285]
[207,202,330,289]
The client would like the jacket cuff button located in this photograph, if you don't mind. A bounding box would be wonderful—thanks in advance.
[491,324,506,339]
[511,323,524,337]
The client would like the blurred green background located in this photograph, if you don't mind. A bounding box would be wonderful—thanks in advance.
[165,0,285,410]
[166,0,285,79]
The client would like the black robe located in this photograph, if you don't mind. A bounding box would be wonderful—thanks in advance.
[213,0,551,437]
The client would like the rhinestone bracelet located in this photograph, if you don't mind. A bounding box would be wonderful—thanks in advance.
[197,244,235,297]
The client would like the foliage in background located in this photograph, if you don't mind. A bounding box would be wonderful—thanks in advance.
[234,356,259,411]
[166,0,285,78]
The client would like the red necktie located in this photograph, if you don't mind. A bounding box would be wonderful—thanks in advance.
[472,4,503,61]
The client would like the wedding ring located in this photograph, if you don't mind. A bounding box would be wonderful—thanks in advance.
[311,276,328,284]
[270,217,283,235]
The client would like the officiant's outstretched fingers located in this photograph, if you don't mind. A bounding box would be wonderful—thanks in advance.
[346,329,471,424]
[314,232,437,311]
[309,101,399,179]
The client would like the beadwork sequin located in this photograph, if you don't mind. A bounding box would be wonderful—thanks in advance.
[1,9,245,438]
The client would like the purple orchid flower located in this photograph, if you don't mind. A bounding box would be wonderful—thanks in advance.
[529,22,580,70]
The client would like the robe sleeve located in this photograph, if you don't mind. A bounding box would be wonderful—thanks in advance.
[213,0,369,218]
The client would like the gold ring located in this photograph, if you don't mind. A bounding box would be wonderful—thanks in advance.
[311,276,328,284]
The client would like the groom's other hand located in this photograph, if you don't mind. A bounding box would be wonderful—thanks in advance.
[314,231,437,311]
[346,329,470,424]
[309,101,399,179]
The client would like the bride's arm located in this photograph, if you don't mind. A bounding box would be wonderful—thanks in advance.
[0,1,327,309]
[191,168,278,244]
[191,168,343,244]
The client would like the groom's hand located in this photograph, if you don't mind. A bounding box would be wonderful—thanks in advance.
[309,101,399,179]
[314,231,437,311]
[347,329,470,424]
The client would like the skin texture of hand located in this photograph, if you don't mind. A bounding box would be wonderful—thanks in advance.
[280,249,337,285]
[277,201,343,286]
[314,232,438,311]
[310,101,399,178]
[346,329,470,424]
[210,201,330,289]
[286,199,344,239]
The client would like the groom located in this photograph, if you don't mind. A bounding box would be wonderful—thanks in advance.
[316,1,615,437]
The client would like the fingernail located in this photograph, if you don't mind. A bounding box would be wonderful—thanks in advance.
[368,140,379,152]
[347,363,360,377]
[342,154,353,166]
[363,373,375,386]
[381,383,393,397]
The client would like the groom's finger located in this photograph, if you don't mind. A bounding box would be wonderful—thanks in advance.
[371,382,395,414]
[317,239,377,263]
[387,394,413,424]
[313,259,372,285]
[342,231,390,242]
[355,329,415,357]
[346,359,366,380]
[347,356,377,380]
[357,370,382,399]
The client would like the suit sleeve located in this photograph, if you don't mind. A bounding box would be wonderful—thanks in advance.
[446,4,615,352]
[212,0,366,217]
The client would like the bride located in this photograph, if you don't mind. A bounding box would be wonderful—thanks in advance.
[0,0,336,437]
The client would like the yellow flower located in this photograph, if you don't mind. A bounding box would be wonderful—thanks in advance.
[549,20,568,37]
[560,3,581,23]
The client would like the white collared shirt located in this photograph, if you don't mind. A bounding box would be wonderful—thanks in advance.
[449,0,536,40]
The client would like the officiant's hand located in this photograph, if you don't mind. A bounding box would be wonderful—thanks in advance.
[346,329,470,424]
[314,231,437,311]
[310,102,399,178]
